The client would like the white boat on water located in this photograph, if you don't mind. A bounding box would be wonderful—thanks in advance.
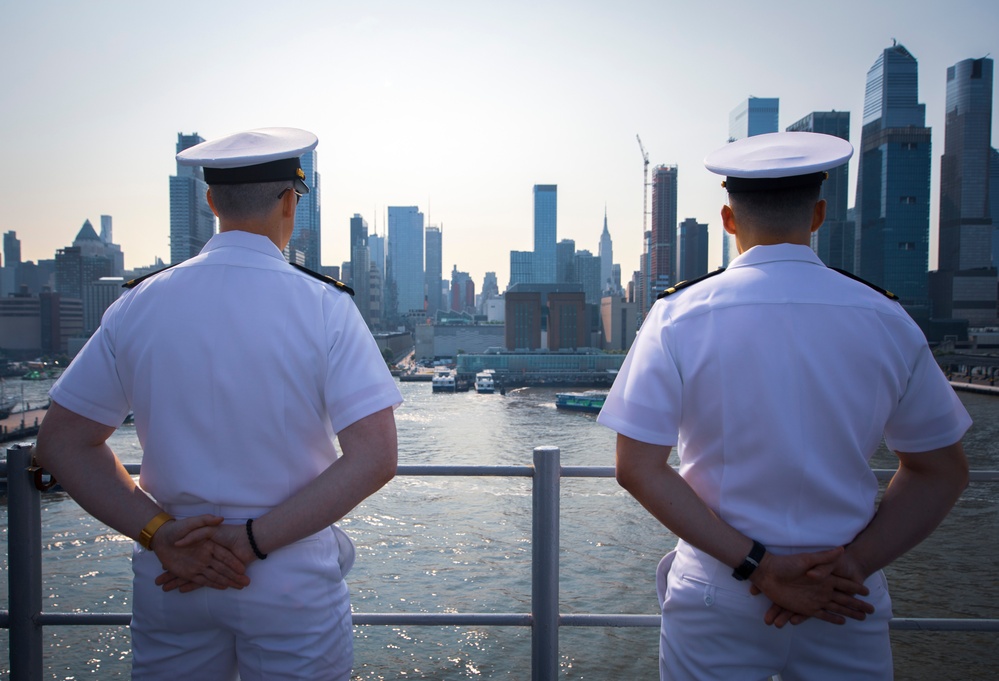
[431,368,457,393]
[475,370,495,394]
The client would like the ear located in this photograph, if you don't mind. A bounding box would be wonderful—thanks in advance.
[280,189,298,219]
[206,188,220,218]
[721,204,737,235]
[810,199,827,233]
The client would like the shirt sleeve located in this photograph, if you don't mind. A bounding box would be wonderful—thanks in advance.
[596,303,682,447]
[883,340,972,453]
[324,293,403,434]
[48,302,131,428]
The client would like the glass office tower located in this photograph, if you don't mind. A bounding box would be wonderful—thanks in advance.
[787,111,853,271]
[533,185,557,284]
[856,43,932,317]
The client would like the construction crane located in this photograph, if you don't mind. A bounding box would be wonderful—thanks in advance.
[636,134,650,240]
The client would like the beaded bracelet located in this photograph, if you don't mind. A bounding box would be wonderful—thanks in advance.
[246,518,268,560]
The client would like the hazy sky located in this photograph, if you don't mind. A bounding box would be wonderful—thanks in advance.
[2,0,997,290]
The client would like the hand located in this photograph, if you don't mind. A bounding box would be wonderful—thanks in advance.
[750,547,874,627]
[758,547,875,627]
[150,515,251,593]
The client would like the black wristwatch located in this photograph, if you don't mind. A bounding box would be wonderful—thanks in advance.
[732,540,766,581]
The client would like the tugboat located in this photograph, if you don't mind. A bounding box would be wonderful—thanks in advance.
[555,390,608,414]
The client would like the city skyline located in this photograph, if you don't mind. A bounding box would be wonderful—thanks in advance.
[2,1,997,290]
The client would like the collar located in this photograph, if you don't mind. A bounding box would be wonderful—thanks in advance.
[200,230,286,261]
[726,243,824,270]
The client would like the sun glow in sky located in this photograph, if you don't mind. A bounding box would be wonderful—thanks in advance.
[2,0,997,290]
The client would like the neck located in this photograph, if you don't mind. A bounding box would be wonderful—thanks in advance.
[218,221,287,250]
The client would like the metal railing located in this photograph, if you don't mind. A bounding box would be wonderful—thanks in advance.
[2,442,999,680]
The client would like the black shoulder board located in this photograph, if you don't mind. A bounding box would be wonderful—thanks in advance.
[291,263,355,296]
[828,267,899,300]
[657,268,726,299]
[123,263,179,289]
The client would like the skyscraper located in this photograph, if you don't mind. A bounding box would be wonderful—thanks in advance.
[533,185,557,284]
[169,133,215,265]
[509,251,533,289]
[387,206,425,319]
[787,111,853,270]
[56,221,114,300]
[650,165,678,299]
[678,218,709,282]
[729,97,779,142]
[933,57,996,325]
[350,214,368,250]
[725,98,780,266]
[856,43,932,316]
[939,58,994,271]
[574,249,602,304]
[556,239,576,284]
[425,225,443,317]
[599,209,613,293]
[289,149,321,271]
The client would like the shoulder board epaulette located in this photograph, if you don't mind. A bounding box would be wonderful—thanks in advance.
[657,268,726,299]
[828,267,899,300]
[291,263,355,296]
[123,263,180,289]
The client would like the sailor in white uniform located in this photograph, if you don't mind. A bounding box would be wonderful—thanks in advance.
[598,132,971,680]
[36,127,403,681]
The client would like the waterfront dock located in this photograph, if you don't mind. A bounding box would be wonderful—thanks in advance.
[0,407,47,444]
[949,380,999,396]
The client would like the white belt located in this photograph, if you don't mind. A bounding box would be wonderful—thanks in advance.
[162,503,273,520]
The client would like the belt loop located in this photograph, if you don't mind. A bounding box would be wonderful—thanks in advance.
[703,584,716,607]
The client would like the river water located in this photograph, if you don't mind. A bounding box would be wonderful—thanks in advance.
[1,378,996,679]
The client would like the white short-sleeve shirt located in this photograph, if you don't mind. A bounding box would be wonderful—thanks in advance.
[597,244,971,549]
[51,231,403,508]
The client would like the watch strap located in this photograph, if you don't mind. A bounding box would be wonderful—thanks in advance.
[732,540,766,581]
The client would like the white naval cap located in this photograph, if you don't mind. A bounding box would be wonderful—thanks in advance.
[176,127,318,194]
[704,131,853,193]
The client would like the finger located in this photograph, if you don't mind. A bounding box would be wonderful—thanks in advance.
[790,614,808,626]
[174,525,221,548]
[832,576,870,597]
[214,547,248,576]
[828,597,874,620]
[773,609,794,629]
[160,576,188,592]
[178,582,205,594]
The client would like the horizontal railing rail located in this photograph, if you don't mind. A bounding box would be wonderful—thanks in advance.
[3,444,999,680]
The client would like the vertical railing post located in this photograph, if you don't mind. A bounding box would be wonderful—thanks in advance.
[532,446,560,681]
[8,443,44,680]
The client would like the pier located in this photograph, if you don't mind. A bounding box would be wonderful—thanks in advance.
[0,408,47,445]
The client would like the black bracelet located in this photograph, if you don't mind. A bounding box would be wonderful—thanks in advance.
[731,540,766,581]
[246,518,268,560]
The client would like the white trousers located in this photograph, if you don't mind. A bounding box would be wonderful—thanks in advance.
[657,543,894,681]
[130,520,354,681]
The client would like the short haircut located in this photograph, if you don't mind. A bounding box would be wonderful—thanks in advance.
[209,181,293,222]
[728,185,822,238]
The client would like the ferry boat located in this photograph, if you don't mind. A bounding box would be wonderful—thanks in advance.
[431,368,457,393]
[555,390,608,414]
[475,370,495,394]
